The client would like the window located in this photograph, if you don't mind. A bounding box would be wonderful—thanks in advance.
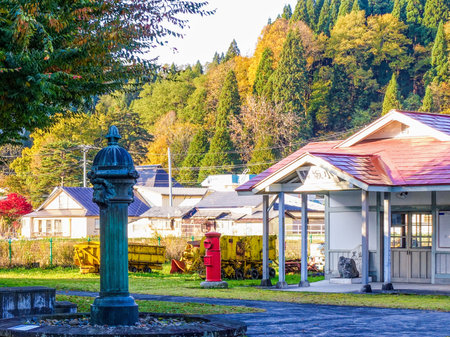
[46,220,52,234]
[54,220,62,234]
[94,219,100,230]
[411,214,432,248]
[391,213,407,248]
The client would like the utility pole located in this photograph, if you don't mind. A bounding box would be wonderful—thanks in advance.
[168,147,173,207]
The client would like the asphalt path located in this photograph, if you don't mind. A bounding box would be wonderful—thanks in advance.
[60,291,450,337]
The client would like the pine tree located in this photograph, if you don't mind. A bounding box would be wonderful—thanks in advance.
[217,70,241,121]
[248,135,276,174]
[382,74,401,115]
[178,129,209,185]
[338,0,351,17]
[315,0,325,23]
[224,39,240,61]
[405,0,424,43]
[423,0,449,31]
[317,0,332,34]
[197,128,239,182]
[351,0,360,12]
[212,52,221,65]
[421,85,435,112]
[193,61,203,75]
[430,21,449,83]
[271,29,309,137]
[282,4,293,20]
[253,48,275,96]
[329,0,341,25]
[307,0,317,28]
[368,0,393,15]
[392,0,407,22]
[292,0,310,25]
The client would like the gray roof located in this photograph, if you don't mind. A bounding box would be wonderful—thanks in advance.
[137,186,208,196]
[135,165,183,188]
[195,191,262,208]
[140,206,193,219]
[190,210,229,219]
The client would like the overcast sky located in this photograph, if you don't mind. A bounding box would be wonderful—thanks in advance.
[152,0,298,67]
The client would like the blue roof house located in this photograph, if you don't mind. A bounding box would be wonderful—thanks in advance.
[21,187,149,238]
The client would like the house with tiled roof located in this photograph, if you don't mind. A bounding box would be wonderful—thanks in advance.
[237,110,450,289]
[21,187,149,238]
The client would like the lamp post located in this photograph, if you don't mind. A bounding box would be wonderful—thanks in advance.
[88,125,139,326]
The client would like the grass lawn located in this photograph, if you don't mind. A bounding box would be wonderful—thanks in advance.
[1,266,449,312]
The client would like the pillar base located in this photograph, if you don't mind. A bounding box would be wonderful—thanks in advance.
[260,279,272,287]
[360,284,372,293]
[90,295,138,326]
[276,281,288,289]
[382,282,394,291]
[200,281,228,289]
[298,280,310,287]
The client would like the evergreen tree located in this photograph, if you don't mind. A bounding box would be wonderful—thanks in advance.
[248,135,276,174]
[351,0,360,12]
[329,0,341,25]
[430,21,449,83]
[421,85,435,112]
[253,48,275,96]
[217,70,241,121]
[268,17,272,25]
[405,0,424,43]
[271,30,309,137]
[197,127,239,182]
[292,0,311,25]
[282,4,293,20]
[224,39,240,61]
[212,52,221,65]
[382,74,401,115]
[423,0,449,31]
[193,61,203,75]
[368,0,393,15]
[307,0,317,28]
[178,129,209,185]
[180,87,208,124]
[392,0,407,22]
[317,0,332,34]
[315,0,326,23]
[338,0,351,17]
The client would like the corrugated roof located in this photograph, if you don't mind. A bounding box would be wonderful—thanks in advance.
[136,187,208,196]
[237,112,450,192]
[62,187,149,216]
[135,165,183,188]
[140,206,193,218]
[195,191,262,208]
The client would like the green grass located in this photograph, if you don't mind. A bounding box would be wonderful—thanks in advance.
[1,266,450,312]
[56,295,265,315]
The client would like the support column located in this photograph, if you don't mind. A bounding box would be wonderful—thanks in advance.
[261,195,272,287]
[382,192,394,290]
[361,190,372,293]
[299,193,310,287]
[276,192,287,288]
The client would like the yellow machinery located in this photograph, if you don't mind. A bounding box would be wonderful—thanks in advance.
[74,242,166,274]
[171,235,277,280]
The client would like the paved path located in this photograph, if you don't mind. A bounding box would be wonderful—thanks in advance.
[61,291,450,337]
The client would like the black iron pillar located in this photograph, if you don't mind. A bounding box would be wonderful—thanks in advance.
[88,126,139,326]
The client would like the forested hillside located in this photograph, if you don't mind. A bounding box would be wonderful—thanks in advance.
[2,0,449,206]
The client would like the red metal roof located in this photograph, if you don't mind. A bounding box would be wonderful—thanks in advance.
[236,137,450,192]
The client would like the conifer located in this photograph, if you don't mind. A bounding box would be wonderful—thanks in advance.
[224,39,240,62]
[338,0,351,17]
[292,0,310,25]
[430,21,449,83]
[193,61,203,75]
[392,0,407,22]
[282,4,293,20]
[178,129,209,185]
[329,0,341,25]
[421,85,435,112]
[423,0,449,31]
[217,70,241,121]
[253,48,275,96]
[405,0,424,42]
[351,0,360,12]
[317,0,332,34]
[382,74,401,115]
[248,135,276,174]
[307,0,317,28]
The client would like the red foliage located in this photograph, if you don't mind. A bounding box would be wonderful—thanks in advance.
[0,193,33,221]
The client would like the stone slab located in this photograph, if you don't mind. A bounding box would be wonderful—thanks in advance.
[200,281,228,289]
[0,287,55,319]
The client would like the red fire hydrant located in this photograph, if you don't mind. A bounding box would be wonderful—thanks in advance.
[201,232,228,288]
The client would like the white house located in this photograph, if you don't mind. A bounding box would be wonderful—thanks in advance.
[21,187,149,238]
[237,110,450,290]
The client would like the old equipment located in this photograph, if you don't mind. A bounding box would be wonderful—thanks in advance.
[73,241,165,274]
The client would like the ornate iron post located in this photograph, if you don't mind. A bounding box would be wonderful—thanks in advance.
[88,126,139,326]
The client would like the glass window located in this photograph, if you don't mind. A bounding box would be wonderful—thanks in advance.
[46,220,52,234]
[391,213,407,248]
[94,218,100,230]
[54,220,62,234]
[411,214,432,248]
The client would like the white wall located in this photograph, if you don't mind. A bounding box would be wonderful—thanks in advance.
[46,192,82,210]
[330,191,377,207]
[329,211,377,250]
[70,218,88,238]
[390,192,431,206]
[21,218,32,238]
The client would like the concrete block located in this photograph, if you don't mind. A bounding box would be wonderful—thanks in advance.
[0,287,55,318]
[329,277,372,284]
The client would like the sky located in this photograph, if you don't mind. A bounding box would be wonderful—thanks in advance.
[152,0,298,67]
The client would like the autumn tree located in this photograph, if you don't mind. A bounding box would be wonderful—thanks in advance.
[0,0,212,145]
[0,193,32,236]
[382,74,401,114]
